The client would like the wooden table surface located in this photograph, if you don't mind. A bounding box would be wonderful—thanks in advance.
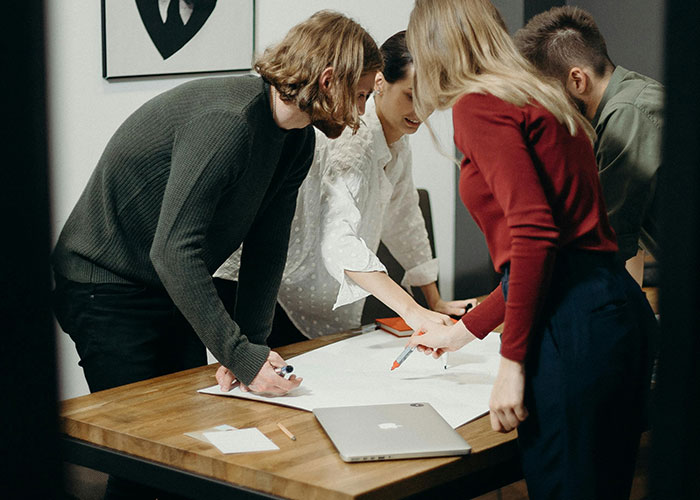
[61,332,518,500]
[60,288,658,499]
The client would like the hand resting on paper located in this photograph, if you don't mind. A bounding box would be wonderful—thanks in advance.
[215,351,302,395]
[430,297,478,317]
[406,319,477,359]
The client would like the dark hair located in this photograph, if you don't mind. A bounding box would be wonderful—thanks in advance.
[513,6,613,82]
[380,31,413,83]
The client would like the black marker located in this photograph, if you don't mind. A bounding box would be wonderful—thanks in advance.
[275,365,294,377]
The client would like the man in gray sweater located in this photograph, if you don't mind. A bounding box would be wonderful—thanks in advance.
[52,11,381,400]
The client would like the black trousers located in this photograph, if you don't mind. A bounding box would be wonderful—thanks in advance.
[52,275,304,499]
[504,251,654,500]
[52,274,207,394]
[53,274,206,499]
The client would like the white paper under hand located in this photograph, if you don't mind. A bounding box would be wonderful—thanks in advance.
[198,331,502,429]
[203,428,279,454]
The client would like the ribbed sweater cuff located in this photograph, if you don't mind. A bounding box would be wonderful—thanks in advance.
[227,342,271,386]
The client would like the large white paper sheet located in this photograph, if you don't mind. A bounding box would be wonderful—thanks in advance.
[199,330,502,428]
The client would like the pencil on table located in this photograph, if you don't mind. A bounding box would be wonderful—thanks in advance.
[277,422,296,441]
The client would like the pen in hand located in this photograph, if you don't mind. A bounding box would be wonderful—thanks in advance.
[391,345,416,371]
[390,331,424,371]
[275,365,294,377]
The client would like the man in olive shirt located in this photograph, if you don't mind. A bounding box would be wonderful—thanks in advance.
[515,6,664,275]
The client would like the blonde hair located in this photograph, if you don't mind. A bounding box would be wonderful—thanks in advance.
[407,0,594,142]
[255,10,383,132]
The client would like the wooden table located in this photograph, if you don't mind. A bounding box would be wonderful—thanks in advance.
[61,332,521,500]
[61,287,658,499]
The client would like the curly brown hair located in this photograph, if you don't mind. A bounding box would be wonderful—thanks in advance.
[255,10,382,133]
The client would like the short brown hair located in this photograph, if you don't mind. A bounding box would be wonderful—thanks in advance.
[255,10,382,132]
[514,6,614,82]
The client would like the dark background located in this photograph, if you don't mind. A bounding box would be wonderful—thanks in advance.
[2,2,697,498]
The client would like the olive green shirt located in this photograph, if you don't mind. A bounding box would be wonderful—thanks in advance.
[592,66,664,260]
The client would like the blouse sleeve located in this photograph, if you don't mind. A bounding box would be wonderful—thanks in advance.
[454,96,560,362]
[380,146,439,290]
[319,138,388,309]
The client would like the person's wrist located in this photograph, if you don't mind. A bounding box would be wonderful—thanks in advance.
[422,290,440,310]
[450,320,475,350]
[399,300,422,321]
[429,297,443,311]
[499,356,525,374]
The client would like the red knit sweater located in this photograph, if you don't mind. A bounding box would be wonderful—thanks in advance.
[455,93,617,361]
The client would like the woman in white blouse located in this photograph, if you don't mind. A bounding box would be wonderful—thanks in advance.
[215,31,474,342]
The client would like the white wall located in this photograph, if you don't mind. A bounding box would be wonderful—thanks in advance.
[47,1,455,399]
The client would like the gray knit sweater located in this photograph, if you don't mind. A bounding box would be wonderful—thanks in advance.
[52,75,315,385]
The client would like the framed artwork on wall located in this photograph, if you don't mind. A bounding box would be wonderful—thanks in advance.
[102,0,255,79]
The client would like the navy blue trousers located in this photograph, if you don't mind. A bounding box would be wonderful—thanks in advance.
[502,251,653,500]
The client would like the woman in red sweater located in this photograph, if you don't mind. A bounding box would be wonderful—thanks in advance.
[406,1,655,498]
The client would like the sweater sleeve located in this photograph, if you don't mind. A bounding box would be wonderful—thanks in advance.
[462,284,505,338]
[454,96,559,361]
[149,111,268,386]
[235,130,315,346]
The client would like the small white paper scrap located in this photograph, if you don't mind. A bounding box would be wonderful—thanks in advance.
[184,424,237,444]
[203,428,279,454]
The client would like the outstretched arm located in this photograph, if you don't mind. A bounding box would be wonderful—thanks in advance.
[344,270,452,332]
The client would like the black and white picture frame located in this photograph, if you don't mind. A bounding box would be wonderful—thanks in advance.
[102,0,255,79]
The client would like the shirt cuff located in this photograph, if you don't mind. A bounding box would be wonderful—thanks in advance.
[400,258,439,290]
[332,259,387,309]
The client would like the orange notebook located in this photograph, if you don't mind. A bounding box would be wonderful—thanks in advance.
[376,317,413,337]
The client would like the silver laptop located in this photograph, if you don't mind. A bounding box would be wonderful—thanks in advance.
[313,402,471,462]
